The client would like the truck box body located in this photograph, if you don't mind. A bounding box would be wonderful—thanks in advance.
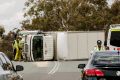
[56,31,104,60]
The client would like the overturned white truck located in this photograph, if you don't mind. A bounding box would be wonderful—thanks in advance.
[19,31,104,61]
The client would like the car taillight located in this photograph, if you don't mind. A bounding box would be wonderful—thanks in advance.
[85,69,104,76]
[95,69,104,76]
[117,48,120,50]
[85,69,95,76]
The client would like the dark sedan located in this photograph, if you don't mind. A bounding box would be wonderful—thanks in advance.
[78,50,120,80]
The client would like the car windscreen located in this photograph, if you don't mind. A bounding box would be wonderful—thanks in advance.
[110,31,120,47]
[92,52,120,66]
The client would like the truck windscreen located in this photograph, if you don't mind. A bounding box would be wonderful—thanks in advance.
[110,31,120,47]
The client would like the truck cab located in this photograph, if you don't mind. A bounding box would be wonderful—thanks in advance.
[19,31,54,61]
[107,24,120,50]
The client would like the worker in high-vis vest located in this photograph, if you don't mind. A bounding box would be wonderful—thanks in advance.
[13,36,22,61]
[94,40,105,51]
[90,40,105,56]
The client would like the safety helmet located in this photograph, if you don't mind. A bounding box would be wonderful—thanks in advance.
[16,36,22,40]
[19,36,22,38]
[97,40,102,45]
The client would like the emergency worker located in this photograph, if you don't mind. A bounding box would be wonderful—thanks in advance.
[94,40,104,51]
[13,36,22,61]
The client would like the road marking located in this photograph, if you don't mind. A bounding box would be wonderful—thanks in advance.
[34,62,48,67]
[51,61,60,74]
[48,61,58,74]
[48,61,60,75]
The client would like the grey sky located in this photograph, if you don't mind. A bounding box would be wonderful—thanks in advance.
[0,0,26,34]
[0,0,114,34]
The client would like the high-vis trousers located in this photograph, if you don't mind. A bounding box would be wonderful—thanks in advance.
[14,48,21,61]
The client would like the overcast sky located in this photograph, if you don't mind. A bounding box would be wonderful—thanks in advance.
[0,0,114,34]
[0,0,26,34]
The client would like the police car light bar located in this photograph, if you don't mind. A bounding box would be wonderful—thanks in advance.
[110,24,120,29]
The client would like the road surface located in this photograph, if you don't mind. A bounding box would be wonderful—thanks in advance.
[13,61,87,80]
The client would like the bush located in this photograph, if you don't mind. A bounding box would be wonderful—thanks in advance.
[5,51,14,60]
[0,40,14,60]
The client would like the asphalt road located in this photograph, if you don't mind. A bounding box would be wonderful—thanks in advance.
[13,61,87,80]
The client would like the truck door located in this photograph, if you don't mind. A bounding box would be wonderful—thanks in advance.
[32,36,43,61]
[43,36,54,60]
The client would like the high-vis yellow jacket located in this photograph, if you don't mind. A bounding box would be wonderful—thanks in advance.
[94,46,105,51]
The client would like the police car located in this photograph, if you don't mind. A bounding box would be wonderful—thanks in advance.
[106,24,120,50]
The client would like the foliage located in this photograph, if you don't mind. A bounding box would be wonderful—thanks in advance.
[22,0,120,31]
[0,40,13,60]
[0,31,15,60]
[110,0,120,24]
[0,25,5,37]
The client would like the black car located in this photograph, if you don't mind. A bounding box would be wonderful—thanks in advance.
[78,50,120,80]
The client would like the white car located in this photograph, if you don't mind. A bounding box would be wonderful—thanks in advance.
[0,52,24,80]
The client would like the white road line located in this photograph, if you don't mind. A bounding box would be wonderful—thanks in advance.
[48,61,58,74]
[51,61,60,74]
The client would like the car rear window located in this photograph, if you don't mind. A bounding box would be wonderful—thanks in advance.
[92,51,120,66]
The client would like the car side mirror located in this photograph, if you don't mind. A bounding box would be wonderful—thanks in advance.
[78,64,86,69]
[16,65,24,71]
